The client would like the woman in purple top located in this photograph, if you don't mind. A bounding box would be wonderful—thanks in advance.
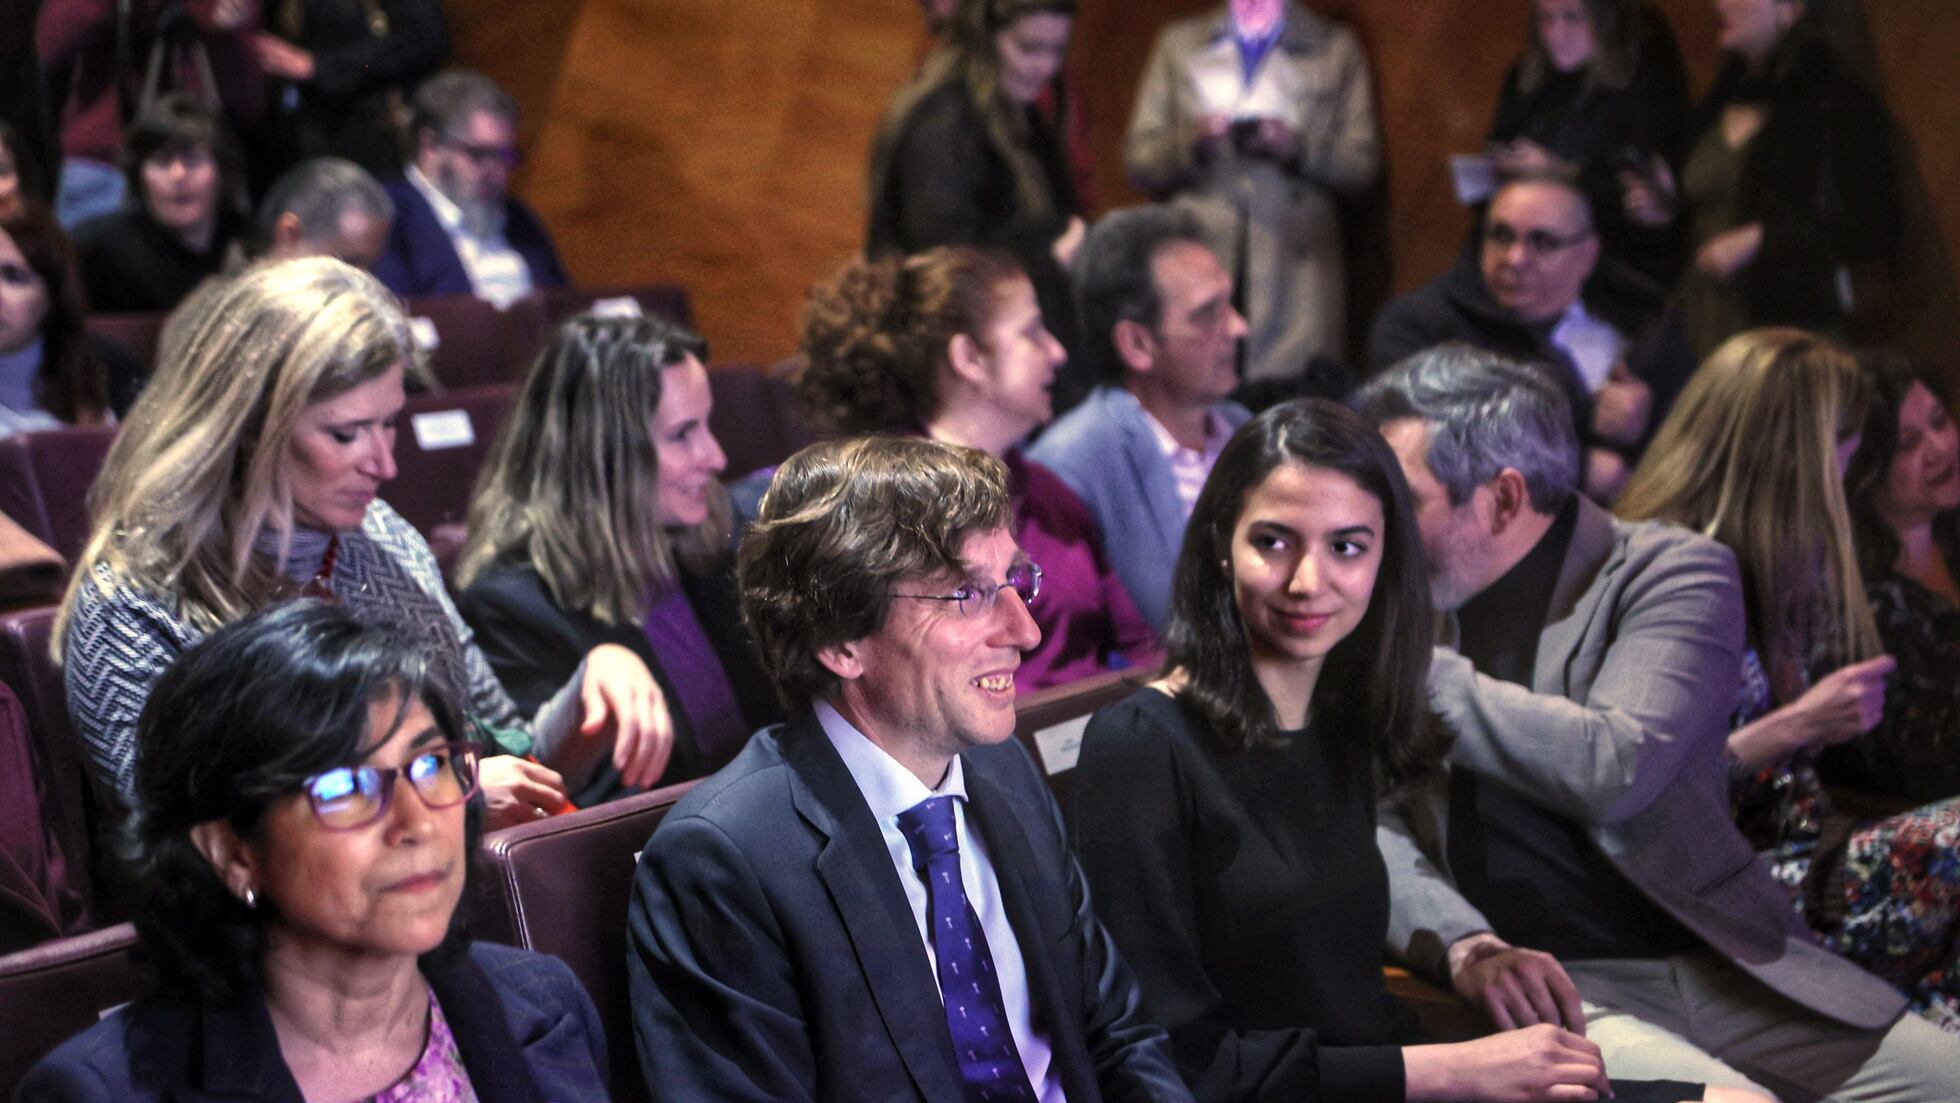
[455,313,780,806]
[797,245,1160,691]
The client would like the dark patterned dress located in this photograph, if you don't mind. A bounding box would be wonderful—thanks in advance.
[1732,648,1960,1031]
[1817,566,1960,804]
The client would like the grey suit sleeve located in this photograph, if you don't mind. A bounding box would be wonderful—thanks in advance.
[627,814,819,1103]
[1378,790,1492,984]
[1428,535,1745,825]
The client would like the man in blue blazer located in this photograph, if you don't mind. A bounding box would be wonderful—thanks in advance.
[1030,205,1251,634]
[627,436,1193,1102]
[372,70,568,306]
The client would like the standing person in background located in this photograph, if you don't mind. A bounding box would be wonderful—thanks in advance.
[35,0,265,229]
[1827,350,1960,804]
[456,313,778,805]
[1487,0,1689,286]
[1625,0,1899,356]
[868,0,1091,409]
[73,94,251,313]
[1124,0,1380,387]
[245,0,450,192]
[797,246,1161,691]
[373,69,567,306]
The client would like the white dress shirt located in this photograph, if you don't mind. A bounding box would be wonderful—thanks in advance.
[405,164,535,308]
[1139,400,1234,519]
[815,701,1064,1102]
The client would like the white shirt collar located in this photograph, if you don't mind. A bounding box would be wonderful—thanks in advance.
[814,700,969,823]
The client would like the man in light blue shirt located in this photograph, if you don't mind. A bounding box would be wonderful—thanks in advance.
[628,435,1191,1102]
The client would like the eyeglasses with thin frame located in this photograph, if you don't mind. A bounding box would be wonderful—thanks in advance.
[1483,221,1593,258]
[445,140,521,170]
[894,561,1042,619]
[301,740,480,831]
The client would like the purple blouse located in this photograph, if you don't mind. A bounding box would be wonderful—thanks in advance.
[644,585,751,764]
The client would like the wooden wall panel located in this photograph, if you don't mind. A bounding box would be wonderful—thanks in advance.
[447,0,1959,373]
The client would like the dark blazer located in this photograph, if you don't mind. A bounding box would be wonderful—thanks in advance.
[372,174,569,299]
[1368,246,1696,457]
[1682,30,1898,331]
[455,559,780,805]
[626,708,1194,1102]
[17,941,608,1101]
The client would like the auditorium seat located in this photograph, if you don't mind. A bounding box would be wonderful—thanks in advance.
[0,606,96,923]
[403,294,539,389]
[707,362,819,478]
[0,681,89,958]
[473,780,698,1103]
[539,283,693,329]
[0,922,151,1095]
[385,384,517,542]
[82,313,168,374]
[0,426,118,566]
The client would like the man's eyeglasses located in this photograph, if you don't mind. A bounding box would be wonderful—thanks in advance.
[1483,221,1593,258]
[445,140,521,170]
[301,741,480,831]
[895,562,1043,619]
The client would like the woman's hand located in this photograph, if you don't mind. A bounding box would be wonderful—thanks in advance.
[1448,932,1588,1033]
[1247,117,1301,163]
[1695,222,1765,281]
[579,644,676,791]
[251,33,316,81]
[1051,216,1087,271]
[479,756,569,830]
[1404,1025,1608,1102]
[1620,155,1677,227]
[1728,654,1896,769]
[1590,362,1653,448]
[1194,113,1234,157]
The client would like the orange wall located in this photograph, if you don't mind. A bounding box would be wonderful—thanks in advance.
[448,0,1959,373]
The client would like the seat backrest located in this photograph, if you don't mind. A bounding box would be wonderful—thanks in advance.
[0,606,94,918]
[404,294,532,389]
[472,781,697,1103]
[1013,668,1153,804]
[0,922,152,1096]
[538,284,693,329]
[0,427,118,565]
[707,362,819,478]
[82,314,168,376]
[0,681,89,957]
[386,384,517,538]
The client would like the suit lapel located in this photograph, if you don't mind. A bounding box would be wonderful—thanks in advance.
[1115,394,1189,557]
[962,766,1098,1102]
[188,993,306,1102]
[779,714,967,1099]
[1535,497,1619,696]
[424,948,546,1103]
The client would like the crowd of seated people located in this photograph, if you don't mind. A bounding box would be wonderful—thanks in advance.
[9,0,1960,1098]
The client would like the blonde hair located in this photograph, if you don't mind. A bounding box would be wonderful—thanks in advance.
[57,258,419,646]
[1617,328,1878,698]
[455,314,729,626]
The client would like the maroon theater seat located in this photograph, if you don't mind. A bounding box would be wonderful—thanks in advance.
[538,284,693,329]
[473,780,698,1103]
[0,606,95,924]
[403,294,538,389]
[0,426,118,566]
[1013,667,1155,805]
[82,313,168,375]
[0,681,89,958]
[0,922,151,1095]
[707,362,819,479]
[385,385,517,540]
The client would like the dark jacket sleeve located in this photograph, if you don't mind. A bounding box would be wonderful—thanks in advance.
[1071,697,1402,1103]
[307,0,450,99]
[1367,283,1455,371]
[453,566,588,718]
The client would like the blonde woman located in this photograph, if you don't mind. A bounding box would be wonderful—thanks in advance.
[58,257,672,832]
[1619,327,1960,1032]
[455,314,778,805]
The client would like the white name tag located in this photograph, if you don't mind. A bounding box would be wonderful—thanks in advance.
[408,316,442,351]
[1031,715,1089,775]
[412,409,476,451]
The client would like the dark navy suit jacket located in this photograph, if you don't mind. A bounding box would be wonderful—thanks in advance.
[627,709,1193,1101]
[373,174,570,299]
[18,941,608,1101]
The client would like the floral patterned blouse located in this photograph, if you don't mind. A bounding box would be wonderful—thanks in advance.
[371,991,478,1103]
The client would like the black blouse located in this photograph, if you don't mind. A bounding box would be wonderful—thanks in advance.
[1071,687,1408,1103]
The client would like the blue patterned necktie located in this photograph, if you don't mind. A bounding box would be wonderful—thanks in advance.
[896,795,1037,1102]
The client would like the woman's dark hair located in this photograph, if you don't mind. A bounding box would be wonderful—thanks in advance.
[0,199,109,422]
[0,118,50,208]
[1845,348,1960,579]
[126,600,480,1003]
[119,93,247,224]
[1166,399,1444,790]
[797,247,1025,434]
[1517,0,1645,93]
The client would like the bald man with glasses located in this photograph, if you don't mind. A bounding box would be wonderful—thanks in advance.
[1369,174,1695,500]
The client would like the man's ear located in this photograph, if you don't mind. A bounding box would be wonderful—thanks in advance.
[189,818,260,906]
[946,332,989,389]
[1112,318,1156,375]
[271,211,306,255]
[815,639,865,683]
[1486,468,1533,535]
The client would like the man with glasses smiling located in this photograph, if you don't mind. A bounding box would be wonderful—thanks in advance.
[373,69,567,306]
[1370,174,1694,500]
[629,435,1192,1102]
